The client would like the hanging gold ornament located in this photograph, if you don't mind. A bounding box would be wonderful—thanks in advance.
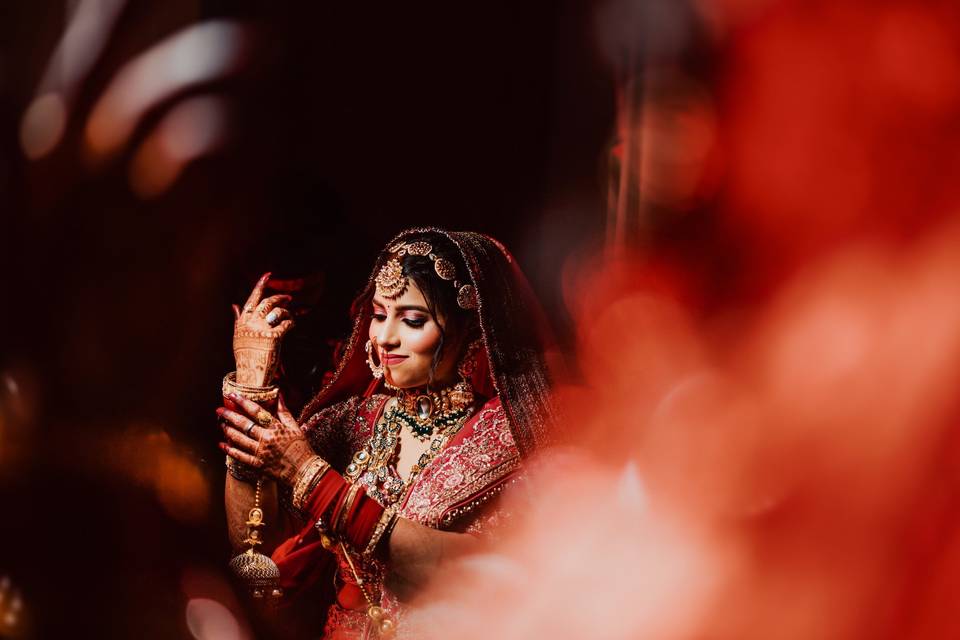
[229,478,283,599]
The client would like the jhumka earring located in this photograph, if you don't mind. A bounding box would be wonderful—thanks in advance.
[229,479,283,599]
[365,339,383,379]
[450,339,481,408]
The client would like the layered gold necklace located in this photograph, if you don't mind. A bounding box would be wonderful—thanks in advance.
[345,383,474,506]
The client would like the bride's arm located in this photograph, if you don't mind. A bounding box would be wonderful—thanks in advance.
[221,394,495,597]
[222,272,295,550]
[225,475,284,550]
[384,519,480,596]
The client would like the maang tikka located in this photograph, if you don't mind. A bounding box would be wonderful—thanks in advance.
[375,241,478,310]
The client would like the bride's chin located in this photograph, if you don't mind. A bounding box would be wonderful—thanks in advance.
[389,375,429,391]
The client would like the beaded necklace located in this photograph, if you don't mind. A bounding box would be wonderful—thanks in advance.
[345,399,471,507]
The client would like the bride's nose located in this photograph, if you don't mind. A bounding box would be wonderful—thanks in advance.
[376,322,401,351]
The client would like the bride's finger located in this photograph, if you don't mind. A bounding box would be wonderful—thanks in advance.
[265,307,292,327]
[232,303,241,321]
[224,393,273,424]
[218,407,258,430]
[223,423,260,453]
[241,272,271,314]
[220,443,261,468]
[273,319,294,335]
[257,294,292,317]
[276,393,298,429]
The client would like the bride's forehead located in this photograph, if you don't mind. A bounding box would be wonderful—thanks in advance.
[372,282,428,308]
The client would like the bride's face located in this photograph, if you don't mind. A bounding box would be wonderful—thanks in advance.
[370,282,458,389]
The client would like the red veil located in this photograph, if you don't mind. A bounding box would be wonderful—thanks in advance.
[298,227,559,458]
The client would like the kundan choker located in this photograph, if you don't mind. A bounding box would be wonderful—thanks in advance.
[393,384,473,442]
[395,383,474,440]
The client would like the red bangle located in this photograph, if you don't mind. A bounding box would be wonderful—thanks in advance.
[301,471,385,552]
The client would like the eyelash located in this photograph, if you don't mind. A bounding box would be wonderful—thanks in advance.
[371,313,426,328]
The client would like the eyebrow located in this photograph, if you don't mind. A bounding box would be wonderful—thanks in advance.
[372,298,430,314]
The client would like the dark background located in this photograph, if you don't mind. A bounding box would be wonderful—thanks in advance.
[0,1,612,637]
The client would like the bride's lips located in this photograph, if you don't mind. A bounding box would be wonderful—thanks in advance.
[382,354,408,365]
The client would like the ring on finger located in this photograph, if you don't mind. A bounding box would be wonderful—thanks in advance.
[255,410,274,427]
[265,309,281,326]
[244,421,256,437]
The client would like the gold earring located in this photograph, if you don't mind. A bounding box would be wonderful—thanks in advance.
[365,339,383,379]
[450,340,481,407]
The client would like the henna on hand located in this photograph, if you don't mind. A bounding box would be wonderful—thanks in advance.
[219,393,321,486]
[232,274,295,386]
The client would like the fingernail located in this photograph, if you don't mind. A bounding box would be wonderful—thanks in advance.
[227,392,238,400]
[219,443,227,451]
[216,407,224,416]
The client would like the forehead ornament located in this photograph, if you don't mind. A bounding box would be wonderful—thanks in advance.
[374,257,407,299]
[375,240,478,309]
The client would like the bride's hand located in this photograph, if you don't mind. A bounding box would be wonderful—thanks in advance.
[218,393,317,486]
[233,272,294,386]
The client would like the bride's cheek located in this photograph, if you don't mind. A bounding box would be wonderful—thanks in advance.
[404,325,442,356]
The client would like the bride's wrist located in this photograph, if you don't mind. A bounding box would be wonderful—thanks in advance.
[222,371,279,407]
[235,366,271,387]
[234,335,282,386]
[289,456,330,510]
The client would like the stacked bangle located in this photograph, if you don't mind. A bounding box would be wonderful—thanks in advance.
[363,508,399,558]
[222,371,279,480]
[222,371,280,405]
[334,484,364,537]
[291,456,331,512]
[299,472,394,556]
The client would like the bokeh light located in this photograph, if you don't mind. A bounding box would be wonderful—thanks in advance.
[129,96,229,199]
[19,93,66,160]
[185,598,245,640]
[84,20,248,165]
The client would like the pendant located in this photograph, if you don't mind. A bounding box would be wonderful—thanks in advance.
[414,395,433,421]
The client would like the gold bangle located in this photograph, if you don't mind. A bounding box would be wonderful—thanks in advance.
[334,483,363,540]
[222,372,279,404]
[363,508,399,558]
[291,456,330,511]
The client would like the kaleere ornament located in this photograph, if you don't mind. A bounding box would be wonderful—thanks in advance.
[229,479,283,599]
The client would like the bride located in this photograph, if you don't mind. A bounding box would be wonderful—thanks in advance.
[218,228,557,638]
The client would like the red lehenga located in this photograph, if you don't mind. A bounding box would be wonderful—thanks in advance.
[269,229,559,639]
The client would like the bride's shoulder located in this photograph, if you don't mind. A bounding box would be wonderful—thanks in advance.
[303,393,390,424]
[472,395,503,419]
[462,395,512,442]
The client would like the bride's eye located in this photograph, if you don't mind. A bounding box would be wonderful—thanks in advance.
[403,318,426,328]
[372,312,387,322]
